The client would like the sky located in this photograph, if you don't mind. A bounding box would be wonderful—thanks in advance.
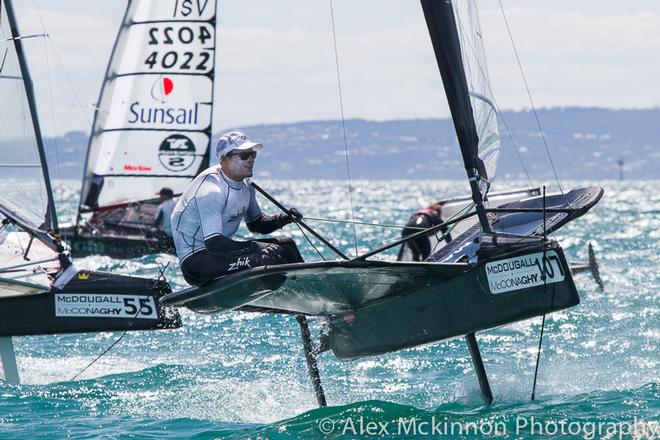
[11,0,660,137]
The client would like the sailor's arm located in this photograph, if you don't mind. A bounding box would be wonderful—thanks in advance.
[204,234,252,255]
[246,212,293,234]
[153,206,163,227]
[244,184,302,234]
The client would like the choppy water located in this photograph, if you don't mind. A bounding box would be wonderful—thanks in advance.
[1,180,658,439]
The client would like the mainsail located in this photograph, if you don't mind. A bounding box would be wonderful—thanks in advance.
[421,0,500,201]
[0,0,58,244]
[453,1,500,184]
[79,0,216,212]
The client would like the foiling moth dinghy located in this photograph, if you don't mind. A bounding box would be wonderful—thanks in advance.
[0,0,181,385]
[59,0,217,259]
[162,186,601,406]
[163,0,604,406]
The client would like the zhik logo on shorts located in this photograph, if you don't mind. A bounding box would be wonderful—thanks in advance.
[228,256,251,271]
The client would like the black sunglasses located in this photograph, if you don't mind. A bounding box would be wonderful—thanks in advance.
[228,151,257,160]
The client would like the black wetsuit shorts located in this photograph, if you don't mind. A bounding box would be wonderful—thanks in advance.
[180,238,303,286]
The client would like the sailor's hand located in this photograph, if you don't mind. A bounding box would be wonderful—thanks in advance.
[288,207,303,223]
[253,241,284,258]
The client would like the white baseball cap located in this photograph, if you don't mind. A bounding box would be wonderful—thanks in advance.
[215,131,263,159]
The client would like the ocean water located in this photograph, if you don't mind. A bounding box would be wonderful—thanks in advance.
[1,180,658,439]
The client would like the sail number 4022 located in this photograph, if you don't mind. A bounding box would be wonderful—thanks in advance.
[144,24,213,71]
[144,51,211,71]
[148,25,212,45]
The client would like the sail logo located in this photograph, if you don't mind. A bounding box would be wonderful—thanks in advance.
[485,250,565,294]
[159,134,196,172]
[150,76,174,103]
[128,101,199,126]
[124,164,152,171]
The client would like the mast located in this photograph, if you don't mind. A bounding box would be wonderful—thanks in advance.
[4,0,58,232]
[421,0,492,233]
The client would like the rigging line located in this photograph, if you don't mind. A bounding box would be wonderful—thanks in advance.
[69,329,128,381]
[363,201,475,254]
[294,223,326,261]
[531,186,552,400]
[0,33,47,42]
[452,5,534,189]
[50,3,124,129]
[497,0,567,200]
[69,272,161,382]
[42,35,93,127]
[304,216,427,231]
[329,0,358,258]
[429,202,475,255]
[33,0,63,198]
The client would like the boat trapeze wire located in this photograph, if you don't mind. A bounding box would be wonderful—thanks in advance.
[531,186,556,400]
[329,0,359,258]
[497,0,568,201]
[252,182,349,260]
[303,216,428,231]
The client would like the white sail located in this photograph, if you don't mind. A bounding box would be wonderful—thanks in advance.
[453,0,500,185]
[0,1,53,232]
[80,0,216,210]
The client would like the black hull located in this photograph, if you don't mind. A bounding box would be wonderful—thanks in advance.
[0,271,181,336]
[329,245,578,359]
[61,227,175,259]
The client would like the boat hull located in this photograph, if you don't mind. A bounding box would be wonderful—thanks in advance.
[0,270,181,336]
[163,243,578,360]
[329,244,578,359]
[60,227,175,259]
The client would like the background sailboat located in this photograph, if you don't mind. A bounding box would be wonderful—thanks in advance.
[60,0,216,258]
[0,0,181,385]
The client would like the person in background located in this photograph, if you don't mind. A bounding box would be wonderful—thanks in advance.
[170,131,303,286]
[400,201,447,261]
[153,187,176,238]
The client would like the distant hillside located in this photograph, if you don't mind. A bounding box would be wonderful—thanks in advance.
[45,107,660,181]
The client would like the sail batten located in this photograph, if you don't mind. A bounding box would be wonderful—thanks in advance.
[79,0,216,211]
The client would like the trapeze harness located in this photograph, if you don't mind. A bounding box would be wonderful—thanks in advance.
[171,166,302,286]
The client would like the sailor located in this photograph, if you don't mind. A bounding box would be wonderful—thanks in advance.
[400,202,447,261]
[153,187,176,238]
[171,131,304,286]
